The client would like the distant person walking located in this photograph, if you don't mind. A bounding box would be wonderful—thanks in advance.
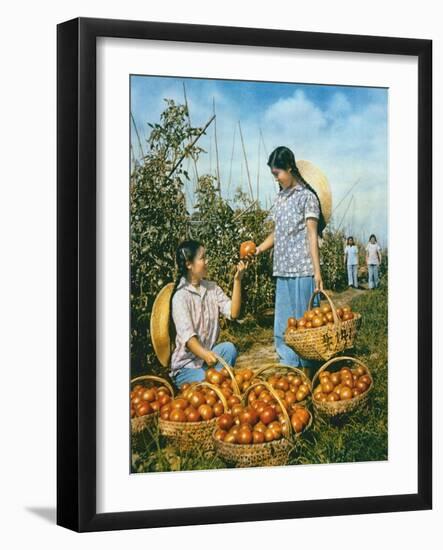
[366,234,382,289]
[344,236,359,288]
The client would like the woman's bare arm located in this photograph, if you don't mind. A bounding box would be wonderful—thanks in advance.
[306,218,323,291]
[186,336,218,366]
[258,231,274,253]
[231,260,246,319]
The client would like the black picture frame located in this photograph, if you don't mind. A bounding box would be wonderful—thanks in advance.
[57,16,432,532]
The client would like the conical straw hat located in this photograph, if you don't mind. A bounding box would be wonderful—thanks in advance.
[150,282,175,368]
[297,159,332,225]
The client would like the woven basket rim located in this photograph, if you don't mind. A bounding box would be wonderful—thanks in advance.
[286,312,362,336]
[313,384,373,410]
[212,426,294,449]
[159,416,218,429]
[130,375,175,398]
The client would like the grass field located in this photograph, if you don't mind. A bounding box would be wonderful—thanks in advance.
[131,282,388,473]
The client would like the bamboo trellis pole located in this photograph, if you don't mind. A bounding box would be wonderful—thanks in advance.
[259,128,276,188]
[182,81,200,195]
[213,97,221,195]
[228,125,236,202]
[130,112,145,159]
[256,132,261,207]
[238,120,254,201]
[337,194,354,233]
[331,178,361,216]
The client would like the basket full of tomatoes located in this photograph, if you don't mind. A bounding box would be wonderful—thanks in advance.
[130,375,175,437]
[250,364,312,407]
[312,356,373,417]
[284,289,362,361]
[158,381,232,452]
[213,380,312,468]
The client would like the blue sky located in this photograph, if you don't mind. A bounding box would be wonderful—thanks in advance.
[131,75,388,246]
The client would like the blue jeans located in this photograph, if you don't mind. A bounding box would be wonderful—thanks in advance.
[274,276,320,368]
[347,264,358,287]
[368,264,379,289]
[172,341,238,388]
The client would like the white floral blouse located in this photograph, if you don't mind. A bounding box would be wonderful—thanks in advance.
[266,183,320,277]
[169,276,232,376]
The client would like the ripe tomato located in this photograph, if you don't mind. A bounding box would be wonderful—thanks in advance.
[240,241,256,259]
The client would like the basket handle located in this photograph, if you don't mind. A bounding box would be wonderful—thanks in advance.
[212,352,241,396]
[250,363,311,390]
[311,355,371,389]
[243,380,294,441]
[193,381,229,413]
[307,289,340,325]
[130,375,175,397]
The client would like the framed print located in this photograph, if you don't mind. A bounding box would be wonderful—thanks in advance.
[57,17,432,532]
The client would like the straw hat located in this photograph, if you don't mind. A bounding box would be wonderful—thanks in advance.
[150,282,175,368]
[296,159,332,225]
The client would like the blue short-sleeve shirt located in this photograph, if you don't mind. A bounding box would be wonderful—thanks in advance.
[266,183,320,277]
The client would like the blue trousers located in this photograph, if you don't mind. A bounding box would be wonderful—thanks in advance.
[347,264,358,287]
[368,264,379,289]
[274,276,320,368]
[172,341,238,388]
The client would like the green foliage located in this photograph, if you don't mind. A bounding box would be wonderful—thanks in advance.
[320,228,348,290]
[192,181,275,320]
[191,174,240,297]
[130,99,203,377]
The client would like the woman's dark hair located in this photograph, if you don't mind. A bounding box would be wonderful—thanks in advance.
[168,239,203,343]
[369,234,377,242]
[267,146,326,238]
[347,236,354,244]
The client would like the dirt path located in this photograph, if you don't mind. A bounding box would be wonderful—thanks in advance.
[235,286,369,370]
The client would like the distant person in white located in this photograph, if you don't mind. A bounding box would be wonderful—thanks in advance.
[366,234,382,289]
[344,236,359,288]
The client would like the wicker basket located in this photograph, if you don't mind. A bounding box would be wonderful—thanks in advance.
[159,382,229,453]
[284,290,362,361]
[214,380,312,468]
[130,375,175,443]
[250,364,312,407]
[311,356,373,417]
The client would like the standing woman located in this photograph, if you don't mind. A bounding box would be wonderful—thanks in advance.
[366,234,382,289]
[251,146,326,376]
[344,236,359,288]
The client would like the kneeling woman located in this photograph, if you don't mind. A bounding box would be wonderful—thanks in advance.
[169,239,247,388]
